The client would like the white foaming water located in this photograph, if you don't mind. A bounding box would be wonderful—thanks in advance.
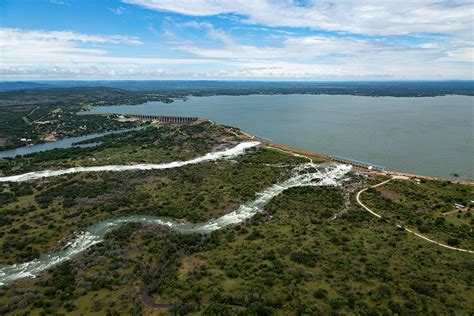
[0,163,351,286]
[197,163,351,232]
[0,141,260,182]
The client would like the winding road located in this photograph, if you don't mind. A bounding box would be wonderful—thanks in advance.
[356,178,474,254]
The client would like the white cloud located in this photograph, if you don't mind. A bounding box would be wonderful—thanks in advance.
[440,47,474,63]
[0,28,241,79]
[108,6,127,15]
[0,28,143,67]
[50,0,69,5]
[168,21,365,59]
[162,21,473,79]
[0,28,144,65]
[124,0,474,37]
[0,29,219,65]
[1,25,472,80]
[170,22,469,63]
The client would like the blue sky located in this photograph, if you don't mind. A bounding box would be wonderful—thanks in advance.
[0,0,473,80]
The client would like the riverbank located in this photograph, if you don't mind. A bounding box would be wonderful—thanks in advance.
[0,126,147,159]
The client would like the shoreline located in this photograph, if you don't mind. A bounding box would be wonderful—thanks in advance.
[1,115,472,186]
[237,127,473,186]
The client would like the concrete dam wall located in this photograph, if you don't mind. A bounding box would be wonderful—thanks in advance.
[129,114,198,124]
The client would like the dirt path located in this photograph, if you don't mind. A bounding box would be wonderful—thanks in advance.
[356,178,474,254]
[443,208,470,216]
[140,284,174,309]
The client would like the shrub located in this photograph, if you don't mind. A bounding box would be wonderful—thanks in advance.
[313,288,327,299]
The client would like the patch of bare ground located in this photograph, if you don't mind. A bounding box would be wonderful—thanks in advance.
[375,187,405,201]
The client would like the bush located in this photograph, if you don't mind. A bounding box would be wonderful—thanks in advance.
[203,302,230,316]
[313,288,327,299]
[447,238,460,246]
[289,250,318,267]
[418,225,430,233]
[246,302,274,316]
[225,269,239,278]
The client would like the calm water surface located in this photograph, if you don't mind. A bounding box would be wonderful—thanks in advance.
[0,127,143,158]
[85,95,471,180]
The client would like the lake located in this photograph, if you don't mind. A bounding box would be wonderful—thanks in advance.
[85,94,471,180]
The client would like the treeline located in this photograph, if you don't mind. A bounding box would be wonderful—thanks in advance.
[2,81,473,96]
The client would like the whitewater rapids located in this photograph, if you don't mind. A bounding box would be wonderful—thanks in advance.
[0,142,351,286]
[0,141,260,182]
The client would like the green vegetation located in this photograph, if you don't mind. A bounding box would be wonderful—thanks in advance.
[0,122,472,315]
[3,81,473,151]
[0,122,246,175]
[180,186,473,315]
[1,182,472,315]
[361,178,474,249]
[0,87,171,151]
[0,122,306,265]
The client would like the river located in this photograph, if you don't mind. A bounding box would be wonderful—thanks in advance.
[0,127,144,159]
[0,142,351,285]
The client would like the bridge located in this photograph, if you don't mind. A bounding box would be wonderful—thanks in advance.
[329,155,385,171]
[128,114,198,124]
[253,135,273,143]
[248,135,385,171]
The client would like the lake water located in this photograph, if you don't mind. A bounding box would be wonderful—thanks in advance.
[86,94,473,180]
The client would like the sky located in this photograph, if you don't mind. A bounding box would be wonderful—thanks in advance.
[0,0,473,80]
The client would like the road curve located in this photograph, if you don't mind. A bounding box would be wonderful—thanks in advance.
[356,178,474,254]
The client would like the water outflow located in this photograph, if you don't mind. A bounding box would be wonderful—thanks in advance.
[0,142,260,182]
[0,163,350,286]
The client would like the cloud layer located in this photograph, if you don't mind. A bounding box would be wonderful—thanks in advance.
[125,0,474,37]
[1,1,473,80]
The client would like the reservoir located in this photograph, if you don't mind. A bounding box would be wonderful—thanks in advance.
[85,94,473,181]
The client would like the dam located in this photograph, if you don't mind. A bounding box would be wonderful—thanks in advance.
[128,114,198,124]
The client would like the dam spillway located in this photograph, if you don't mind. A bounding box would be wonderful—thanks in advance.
[129,114,198,124]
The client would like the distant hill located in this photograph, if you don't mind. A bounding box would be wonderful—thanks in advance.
[0,80,473,96]
[0,81,52,90]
